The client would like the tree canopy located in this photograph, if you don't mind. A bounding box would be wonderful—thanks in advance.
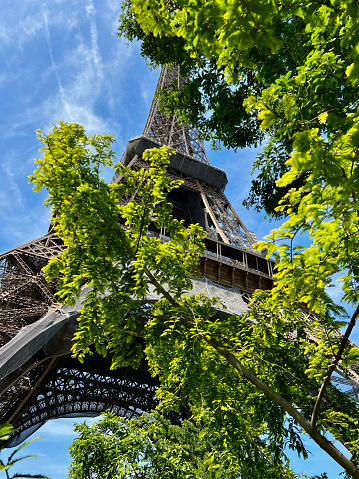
[69,412,242,479]
[30,122,359,478]
[118,0,359,217]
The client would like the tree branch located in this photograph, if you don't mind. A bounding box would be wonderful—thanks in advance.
[205,336,359,479]
[113,223,179,308]
[310,304,359,428]
[89,214,359,478]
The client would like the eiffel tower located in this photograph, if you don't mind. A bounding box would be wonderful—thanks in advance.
[0,67,357,447]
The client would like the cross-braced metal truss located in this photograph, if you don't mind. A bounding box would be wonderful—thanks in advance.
[143,66,209,164]
[0,234,64,347]
[1,352,158,447]
[124,155,257,250]
[302,314,359,400]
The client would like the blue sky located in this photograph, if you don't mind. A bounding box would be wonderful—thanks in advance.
[0,1,355,478]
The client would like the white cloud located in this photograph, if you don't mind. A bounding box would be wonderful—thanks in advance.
[0,0,146,254]
[0,3,42,51]
[1,152,23,207]
[86,0,105,82]
[0,0,141,143]
[49,102,110,135]
[19,13,43,37]
[40,420,77,437]
[0,25,13,47]
[4,42,109,138]
[43,6,74,122]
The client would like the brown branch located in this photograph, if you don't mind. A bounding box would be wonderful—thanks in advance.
[206,336,359,479]
[310,304,359,428]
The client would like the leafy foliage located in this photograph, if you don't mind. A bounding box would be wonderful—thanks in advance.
[30,123,359,478]
[69,412,242,478]
[116,3,359,476]
[30,122,206,368]
[118,0,359,217]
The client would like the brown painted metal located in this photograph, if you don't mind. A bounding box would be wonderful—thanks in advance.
[129,154,256,250]
[196,180,230,244]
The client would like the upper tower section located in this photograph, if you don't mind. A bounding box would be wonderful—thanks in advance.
[143,66,209,164]
[116,65,260,252]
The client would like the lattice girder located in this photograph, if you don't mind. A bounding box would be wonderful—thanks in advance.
[143,66,209,164]
[3,353,158,447]
[124,153,257,250]
[0,234,62,348]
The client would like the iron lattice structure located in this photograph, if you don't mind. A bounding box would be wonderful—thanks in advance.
[0,233,63,347]
[2,353,158,447]
[112,144,258,251]
[143,66,209,164]
[0,66,358,446]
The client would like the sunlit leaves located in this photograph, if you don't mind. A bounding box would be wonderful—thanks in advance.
[30,122,312,476]
[131,0,280,80]
[30,122,206,369]
[119,0,359,219]
[69,412,241,479]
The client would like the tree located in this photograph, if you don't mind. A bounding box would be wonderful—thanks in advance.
[69,413,331,479]
[69,412,244,478]
[30,122,359,478]
[115,0,359,475]
[30,123,299,478]
[118,0,359,218]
